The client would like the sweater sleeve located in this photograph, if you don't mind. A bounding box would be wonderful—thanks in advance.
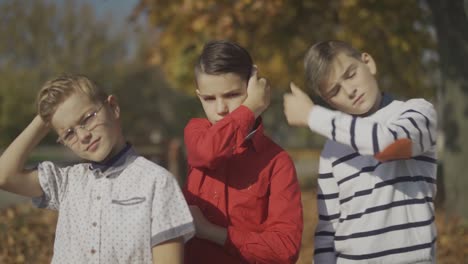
[223,153,303,264]
[313,144,339,263]
[308,99,437,162]
[184,106,256,169]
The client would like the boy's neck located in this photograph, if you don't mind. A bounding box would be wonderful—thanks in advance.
[99,138,128,165]
[90,142,136,176]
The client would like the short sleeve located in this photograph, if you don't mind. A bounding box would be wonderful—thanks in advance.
[150,171,195,247]
[31,161,70,210]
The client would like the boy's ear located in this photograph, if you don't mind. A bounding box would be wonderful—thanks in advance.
[361,53,377,75]
[107,95,120,118]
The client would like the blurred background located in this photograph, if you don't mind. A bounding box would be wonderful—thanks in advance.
[0,0,466,263]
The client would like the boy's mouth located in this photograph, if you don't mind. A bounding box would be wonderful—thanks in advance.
[353,93,365,106]
[87,138,100,151]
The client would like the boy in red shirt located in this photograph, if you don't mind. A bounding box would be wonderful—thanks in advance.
[183,40,303,264]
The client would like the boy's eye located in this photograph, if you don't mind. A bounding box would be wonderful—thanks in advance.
[347,71,356,79]
[81,112,96,126]
[63,130,75,141]
[203,97,215,101]
[225,93,240,98]
[327,86,340,98]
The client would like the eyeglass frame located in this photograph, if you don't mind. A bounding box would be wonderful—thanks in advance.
[56,102,107,146]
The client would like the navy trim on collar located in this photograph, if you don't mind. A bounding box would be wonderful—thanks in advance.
[89,143,136,178]
[357,92,394,117]
[379,92,394,110]
[90,143,131,170]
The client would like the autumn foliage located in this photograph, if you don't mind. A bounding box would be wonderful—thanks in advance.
[132,0,436,99]
[1,188,466,263]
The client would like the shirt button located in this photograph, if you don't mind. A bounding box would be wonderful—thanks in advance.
[92,222,97,227]
[90,249,96,254]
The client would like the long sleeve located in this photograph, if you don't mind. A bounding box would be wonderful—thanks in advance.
[223,153,303,264]
[184,106,256,169]
[314,144,339,264]
[308,99,437,162]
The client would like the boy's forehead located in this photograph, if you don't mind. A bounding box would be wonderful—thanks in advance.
[324,54,357,81]
[197,73,246,94]
[330,53,356,72]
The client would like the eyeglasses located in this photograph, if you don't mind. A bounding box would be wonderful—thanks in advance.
[56,103,106,146]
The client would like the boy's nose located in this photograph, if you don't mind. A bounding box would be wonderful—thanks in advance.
[342,83,357,99]
[216,99,228,115]
[76,127,92,142]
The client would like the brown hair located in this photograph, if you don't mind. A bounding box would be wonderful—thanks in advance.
[304,40,362,95]
[195,40,253,83]
[36,74,108,122]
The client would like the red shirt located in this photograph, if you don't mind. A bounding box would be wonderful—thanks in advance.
[183,106,303,264]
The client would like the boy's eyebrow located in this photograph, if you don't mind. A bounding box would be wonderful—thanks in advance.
[60,106,96,132]
[198,87,243,97]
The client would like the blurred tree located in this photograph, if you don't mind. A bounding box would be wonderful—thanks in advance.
[0,0,128,146]
[426,0,468,218]
[131,0,437,148]
[133,0,435,96]
[112,26,200,146]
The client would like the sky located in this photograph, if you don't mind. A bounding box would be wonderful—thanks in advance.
[75,0,146,58]
[72,0,143,31]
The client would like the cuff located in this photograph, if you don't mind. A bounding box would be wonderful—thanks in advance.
[229,106,256,145]
[151,222,195,247]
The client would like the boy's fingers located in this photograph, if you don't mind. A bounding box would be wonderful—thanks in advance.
[250,66,258,80]
[290,82,303,95]
[247,68,258,89]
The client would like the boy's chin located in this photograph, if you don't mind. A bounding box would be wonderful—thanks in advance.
[349,103,375,116]
[78,149,110,163]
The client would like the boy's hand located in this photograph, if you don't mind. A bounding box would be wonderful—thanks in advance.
[189,205,212,239]
[242,67,271,118]
[189,205,227,245]
[283,82,315,126]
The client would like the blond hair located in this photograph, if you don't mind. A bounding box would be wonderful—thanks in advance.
[304,40,362,96]
[36,74,108,122]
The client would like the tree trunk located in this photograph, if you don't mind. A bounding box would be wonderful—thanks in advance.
[426,0,468,218]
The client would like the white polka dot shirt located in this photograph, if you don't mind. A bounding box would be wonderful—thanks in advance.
[32,146,194,264]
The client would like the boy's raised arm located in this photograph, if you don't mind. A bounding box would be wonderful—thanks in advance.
[284,84,437,161]
[307,99,436,161]
[185,70,270,169]
[0,115,49,197]
[184,106,256,169]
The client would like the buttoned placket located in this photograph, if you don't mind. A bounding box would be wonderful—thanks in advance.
[89,171,105,264]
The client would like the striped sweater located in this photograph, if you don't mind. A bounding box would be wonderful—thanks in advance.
[309,95,437,264]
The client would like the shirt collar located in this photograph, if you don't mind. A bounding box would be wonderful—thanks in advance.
[89,143,138,178]
[379,92,394,109]
[357,92,394,117]
[243,118,267,152]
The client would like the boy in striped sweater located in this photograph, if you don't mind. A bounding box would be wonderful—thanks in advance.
[283,40,437,263]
